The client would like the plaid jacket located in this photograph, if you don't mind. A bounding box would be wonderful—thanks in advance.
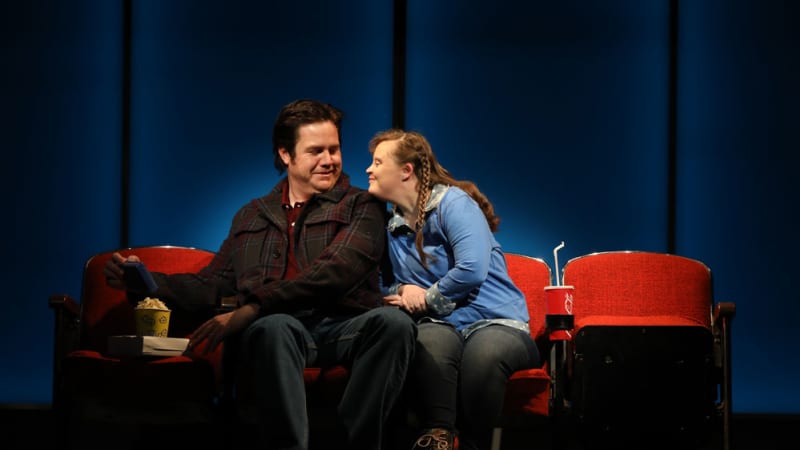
[155,173,387,317]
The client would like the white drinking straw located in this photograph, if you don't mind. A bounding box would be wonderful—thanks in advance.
[553,241,565,286]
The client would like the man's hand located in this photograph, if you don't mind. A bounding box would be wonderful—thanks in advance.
[104,252,140,289]
[188,302,261,354]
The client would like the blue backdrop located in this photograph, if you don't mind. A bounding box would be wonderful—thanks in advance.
[2,0,798,415]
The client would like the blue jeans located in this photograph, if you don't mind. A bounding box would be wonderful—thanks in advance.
[240,306,417,450]
[409,322,540,450]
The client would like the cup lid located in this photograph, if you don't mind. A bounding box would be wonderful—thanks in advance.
[544,285,574,290]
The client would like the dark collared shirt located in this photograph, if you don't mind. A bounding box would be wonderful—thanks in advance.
[281,185,304,281]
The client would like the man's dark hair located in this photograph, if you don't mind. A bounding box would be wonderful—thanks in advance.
[272,99,344,174]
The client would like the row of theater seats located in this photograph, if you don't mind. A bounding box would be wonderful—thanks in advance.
[49,246,734,450]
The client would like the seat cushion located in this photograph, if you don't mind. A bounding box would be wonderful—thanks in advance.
[502,366,551,417]
[304,365,350,405]
[575,314,709,331]
[61,350,218,407]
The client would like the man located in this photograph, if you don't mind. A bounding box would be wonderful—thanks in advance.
[105,99,417,450]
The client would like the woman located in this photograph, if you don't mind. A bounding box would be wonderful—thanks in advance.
[365,129,541,450]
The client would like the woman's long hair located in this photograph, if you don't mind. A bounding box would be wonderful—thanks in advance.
[369,129,500,267]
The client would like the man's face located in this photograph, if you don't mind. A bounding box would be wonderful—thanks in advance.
[279,121,342,200]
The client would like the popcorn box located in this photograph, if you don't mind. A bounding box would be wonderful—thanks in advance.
[134,308,171,337]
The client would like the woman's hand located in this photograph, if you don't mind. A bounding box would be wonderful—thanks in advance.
[384,284,428,315]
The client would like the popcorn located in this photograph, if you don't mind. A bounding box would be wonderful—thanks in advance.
[135,297,170,311]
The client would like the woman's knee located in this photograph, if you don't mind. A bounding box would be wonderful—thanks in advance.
[415,322,462,363]
[418,321,460,344]
[463,325,540,370]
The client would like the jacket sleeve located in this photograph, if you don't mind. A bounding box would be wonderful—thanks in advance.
[144,207,247,315]
[426,193,493,306]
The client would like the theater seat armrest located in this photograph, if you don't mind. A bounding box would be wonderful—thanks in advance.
[713,301,736,323]
[549,340,571,417]
[217,295,238,314]
[49,294,81,384]
[49,293,80,317]
[712,300,735,449]
[712,301,735,368]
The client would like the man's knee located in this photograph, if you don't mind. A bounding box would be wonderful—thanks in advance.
[244,313,308,351]
[365,307,417,346]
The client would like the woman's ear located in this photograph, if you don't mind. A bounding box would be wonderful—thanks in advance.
[401,162,414,181]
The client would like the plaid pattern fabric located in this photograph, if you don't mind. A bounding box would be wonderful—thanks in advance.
[155,173,387,316]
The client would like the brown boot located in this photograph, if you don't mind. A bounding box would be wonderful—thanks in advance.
[411,428,456,450]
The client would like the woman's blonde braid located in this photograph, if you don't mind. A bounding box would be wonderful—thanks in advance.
[415,155,433,266]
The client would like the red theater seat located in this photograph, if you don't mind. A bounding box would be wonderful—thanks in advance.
[562,251,735,450]
[49,246,223,447]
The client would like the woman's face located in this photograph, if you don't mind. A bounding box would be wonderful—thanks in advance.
[366,139,407,203]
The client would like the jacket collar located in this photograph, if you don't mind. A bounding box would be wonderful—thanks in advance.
[271,172,351,204]
[259,173,352,223]
[387,184,449,235]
